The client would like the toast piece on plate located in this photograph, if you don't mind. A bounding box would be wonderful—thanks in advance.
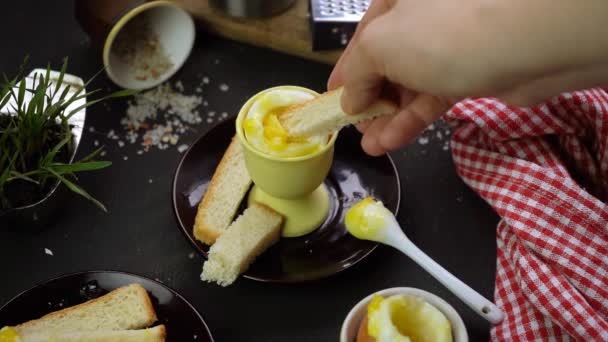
[194,137,252,245]
[13,284,157,336]
[280,86,397,137]
[201,203,283,286]
[20,325,166,342]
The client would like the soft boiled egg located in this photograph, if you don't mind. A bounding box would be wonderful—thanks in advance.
[242,89,329,158]
[357,294,453,342]
[0,327,21,342]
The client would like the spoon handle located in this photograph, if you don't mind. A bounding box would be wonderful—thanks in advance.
[390,233,505,325]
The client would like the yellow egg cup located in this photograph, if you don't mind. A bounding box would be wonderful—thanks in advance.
[236,86,338,237]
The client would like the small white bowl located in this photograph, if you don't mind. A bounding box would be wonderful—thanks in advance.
[340,287,468,342]
[103,1,195,90]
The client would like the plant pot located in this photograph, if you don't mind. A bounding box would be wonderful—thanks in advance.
[0,70,87,230]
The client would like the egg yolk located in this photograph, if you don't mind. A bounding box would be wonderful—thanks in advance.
[345,197,389,240]
[366,295,453,342]
[242,90,328,158]
[0,327,21,342]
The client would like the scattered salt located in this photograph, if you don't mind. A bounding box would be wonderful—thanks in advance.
[206,118,213,123]
[203,101,208,106]
[148,178,153,184]
[208,111,215,117]
[417,136,429,145]
[175,81,184,92]
[44,248,53,256]
[118,140,125,148]
[219,83,229,92]
[94,140,99,147]
[195,87,202,93]
[178,144,188,153]
[214,59,220,64]
[221,112,228,118]
[100,151,107,157]
[123,156,128,161]
[89,126,95,133]
[202,76,210,84]
[188,252,195,259]
[137,150,143,155]
[436,131,443,139]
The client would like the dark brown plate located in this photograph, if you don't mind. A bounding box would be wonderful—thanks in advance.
[0,271,213,342]
[172,117,400,283]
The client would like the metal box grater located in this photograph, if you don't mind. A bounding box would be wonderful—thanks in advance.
[309,0,369,51]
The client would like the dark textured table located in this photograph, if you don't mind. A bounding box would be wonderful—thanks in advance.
[0,1,499,341]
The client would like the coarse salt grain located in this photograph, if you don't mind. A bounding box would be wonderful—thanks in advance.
[202,76,210,84]
[118,140,125,147]
[94,140,99,147]
[219,83,229,92]
[418,136,429,145]
[178,144,188,153]
[123,156,129,160]
[44,248,53,256]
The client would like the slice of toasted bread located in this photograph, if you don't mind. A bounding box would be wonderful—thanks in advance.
[280,87,397,137]
[21,325,166,342]
[193,136,252,245]
[14,284,157,336]
[201,203,284,286]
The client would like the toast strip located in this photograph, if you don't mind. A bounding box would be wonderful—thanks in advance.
[194,137,252,245]
[201,203,283,286]
[280,87,397,137]
[21,325,166,342]
[14,284,157,336]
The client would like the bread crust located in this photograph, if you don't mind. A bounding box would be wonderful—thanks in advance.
[14,284,157,333]
[193,136,246,245]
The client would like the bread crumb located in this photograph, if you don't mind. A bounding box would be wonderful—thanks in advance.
[44,248,53,256]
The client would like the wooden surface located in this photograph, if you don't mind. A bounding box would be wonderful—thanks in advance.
[173,0,341,65]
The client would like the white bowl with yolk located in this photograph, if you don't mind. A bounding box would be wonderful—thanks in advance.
[340,287,468,342]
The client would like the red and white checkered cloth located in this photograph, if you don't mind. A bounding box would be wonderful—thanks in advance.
[445,89,608,341]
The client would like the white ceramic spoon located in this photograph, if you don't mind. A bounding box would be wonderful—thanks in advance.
[345,198,505,325]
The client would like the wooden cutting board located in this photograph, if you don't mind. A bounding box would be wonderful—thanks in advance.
[173,0,341,65]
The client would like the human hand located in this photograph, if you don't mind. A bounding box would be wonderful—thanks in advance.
[329,0,608,156]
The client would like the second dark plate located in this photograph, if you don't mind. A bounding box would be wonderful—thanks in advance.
[172,117,400,283]
[0,270,213,341]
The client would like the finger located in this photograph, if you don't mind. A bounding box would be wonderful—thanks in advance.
[360,115,394,156]
[495,63,608,107]
[355,120,373,133]
[378,94,450,151]
[327,0,395,90]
